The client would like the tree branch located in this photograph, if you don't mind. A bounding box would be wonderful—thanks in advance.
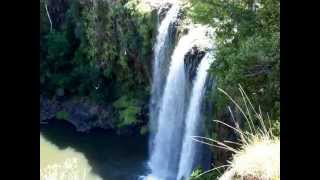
[44,1,53,32]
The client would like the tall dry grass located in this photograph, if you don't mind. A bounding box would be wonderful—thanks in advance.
[192,84,280,180]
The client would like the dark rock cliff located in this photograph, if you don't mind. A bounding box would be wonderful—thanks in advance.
[40,96,115,132]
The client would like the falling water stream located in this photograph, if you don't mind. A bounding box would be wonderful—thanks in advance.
[177,52,214,180]
[149,4,180,154]
[147,17,213,179]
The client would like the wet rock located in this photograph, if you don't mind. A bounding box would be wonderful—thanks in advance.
[40,95,115,132]
[56,88,64,97]
[40,95,149,135]
[184,46,206,83]
[158,3,172,22]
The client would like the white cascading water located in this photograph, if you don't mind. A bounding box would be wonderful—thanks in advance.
[149,4,180,153]
[177,52,214,180]
[147,26,210,180]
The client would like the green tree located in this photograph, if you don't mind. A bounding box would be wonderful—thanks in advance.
[190,0,280,121]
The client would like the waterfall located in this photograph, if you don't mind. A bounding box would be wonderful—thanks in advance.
[149,4,180,153]
[142,2,215,179]
[147,26,210,180]
[177,52,214,180]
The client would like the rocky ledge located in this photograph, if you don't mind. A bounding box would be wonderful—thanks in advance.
[40,95,115,132]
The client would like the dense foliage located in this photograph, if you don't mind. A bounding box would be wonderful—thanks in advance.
[189,0,280,129]
[40,0,157,129]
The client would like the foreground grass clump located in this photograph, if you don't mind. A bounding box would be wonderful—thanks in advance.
[219,136,279,180]
[193,85,280,180]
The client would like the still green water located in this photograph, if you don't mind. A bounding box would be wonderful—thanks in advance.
[40,120,149,180]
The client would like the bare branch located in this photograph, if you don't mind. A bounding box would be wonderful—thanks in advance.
[44,1,53,32]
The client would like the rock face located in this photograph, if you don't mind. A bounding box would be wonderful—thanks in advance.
[184,46,206,83]
[158,3,172,22]
[40,95,148,134]
[40,96,115,132]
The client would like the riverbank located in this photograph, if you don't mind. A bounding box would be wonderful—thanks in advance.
[41,119,149,180]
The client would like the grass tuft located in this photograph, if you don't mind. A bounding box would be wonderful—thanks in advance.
[193,84,280,180]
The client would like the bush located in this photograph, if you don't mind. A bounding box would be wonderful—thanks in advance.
[113,95,141,127]
[189,0,280,124]
[40,0,156,128]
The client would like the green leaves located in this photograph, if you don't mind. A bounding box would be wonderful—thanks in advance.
[41,0,153,92]
[189,167,221,180]
[190,0,280,150]
[40,0,154,130]
[119,106,141,126]
[113,95,141,127]
[199,2,276,83]
[56,111,69,120]
[46,31,70,62]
